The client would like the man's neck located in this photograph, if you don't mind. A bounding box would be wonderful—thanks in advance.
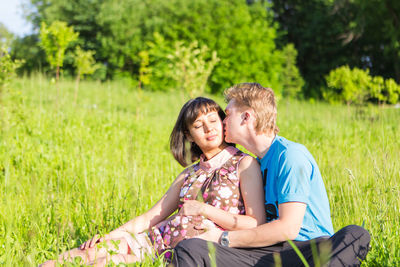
[241,132,276,159]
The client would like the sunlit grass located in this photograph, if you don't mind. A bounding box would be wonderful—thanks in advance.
[0,75,399,266]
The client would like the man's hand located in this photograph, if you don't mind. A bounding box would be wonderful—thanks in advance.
[181,200,206,216]
[196,227,224,244]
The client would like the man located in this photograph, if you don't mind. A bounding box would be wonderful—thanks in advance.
[172,83,370,266]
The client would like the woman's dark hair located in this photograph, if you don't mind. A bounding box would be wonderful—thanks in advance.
[170,97,227,167]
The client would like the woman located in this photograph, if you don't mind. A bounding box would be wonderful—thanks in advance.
[42,97,266,266]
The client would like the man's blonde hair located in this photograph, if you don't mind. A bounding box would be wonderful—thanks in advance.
[224,83,279,135]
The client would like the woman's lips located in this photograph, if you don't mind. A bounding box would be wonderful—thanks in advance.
[206,135,217,141]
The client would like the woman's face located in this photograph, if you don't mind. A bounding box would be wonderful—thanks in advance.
[187,110,226,156]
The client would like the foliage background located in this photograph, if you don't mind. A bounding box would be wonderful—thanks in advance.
[8,0,291,96]
[4,0,398,100]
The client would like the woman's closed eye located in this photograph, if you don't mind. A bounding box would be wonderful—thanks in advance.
[208,115,218,123]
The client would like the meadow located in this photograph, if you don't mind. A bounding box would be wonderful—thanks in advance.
[0,75,399,266]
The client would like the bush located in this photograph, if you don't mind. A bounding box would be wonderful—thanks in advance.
[324,65,400,105]
[146,34,219,97]
[166,41,219,98]
[0,46,22,91]
[384,79,400,104]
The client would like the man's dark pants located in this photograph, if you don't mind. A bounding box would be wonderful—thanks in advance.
[172,225,370,267]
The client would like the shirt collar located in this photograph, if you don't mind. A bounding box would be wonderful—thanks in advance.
[199,146,238,173]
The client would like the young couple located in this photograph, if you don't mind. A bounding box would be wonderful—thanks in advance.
[42,83,370,266]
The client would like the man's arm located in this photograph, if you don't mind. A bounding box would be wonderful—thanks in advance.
[198,201,306,247]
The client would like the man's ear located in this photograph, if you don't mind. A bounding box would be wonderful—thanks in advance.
[241,111,251,124]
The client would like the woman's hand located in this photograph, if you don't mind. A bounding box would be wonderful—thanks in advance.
[79,234,104,250]
[196,227,223,243]
[79,229,127,250]
[181,200,206,216]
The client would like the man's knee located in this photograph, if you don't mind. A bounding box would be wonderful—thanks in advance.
[328,225,370,266]
[175,238,209,253]
[173,239,210,267]
[333,225,370,247]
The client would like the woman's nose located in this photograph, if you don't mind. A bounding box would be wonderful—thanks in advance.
[203,123,211,132]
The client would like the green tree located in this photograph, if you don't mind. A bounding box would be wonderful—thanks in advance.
[349,0,400,82]
[28,0,103,52]
[25,0,291,94]
[138,51,151,90]
[167,41,219,98]
[0,46,22,95]
[146,34,220,97]
[72,46,99,104]
[21,0,400,97]
[95,0,285,93]
[271,0,360,98]
[280,44,304,99]
[271,0,400,98]
[19,0,104,75]
[39,20,78,101]
[146,33,175,91]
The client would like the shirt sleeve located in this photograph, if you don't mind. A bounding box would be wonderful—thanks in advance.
[276,147,312,205]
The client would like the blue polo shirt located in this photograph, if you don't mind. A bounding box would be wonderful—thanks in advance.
[258,135,334,241]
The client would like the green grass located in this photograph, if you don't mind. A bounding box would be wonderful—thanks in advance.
[1,75,399,266]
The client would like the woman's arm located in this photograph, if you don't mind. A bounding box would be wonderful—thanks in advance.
[81,169,187,249]
[111,169,188,234]
[182,156,266,231]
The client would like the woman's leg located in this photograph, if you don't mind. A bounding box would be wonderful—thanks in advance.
[41,237,130,266]
[89,254,139,267]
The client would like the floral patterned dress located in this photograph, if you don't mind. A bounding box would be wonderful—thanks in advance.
[149,146,247,257]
